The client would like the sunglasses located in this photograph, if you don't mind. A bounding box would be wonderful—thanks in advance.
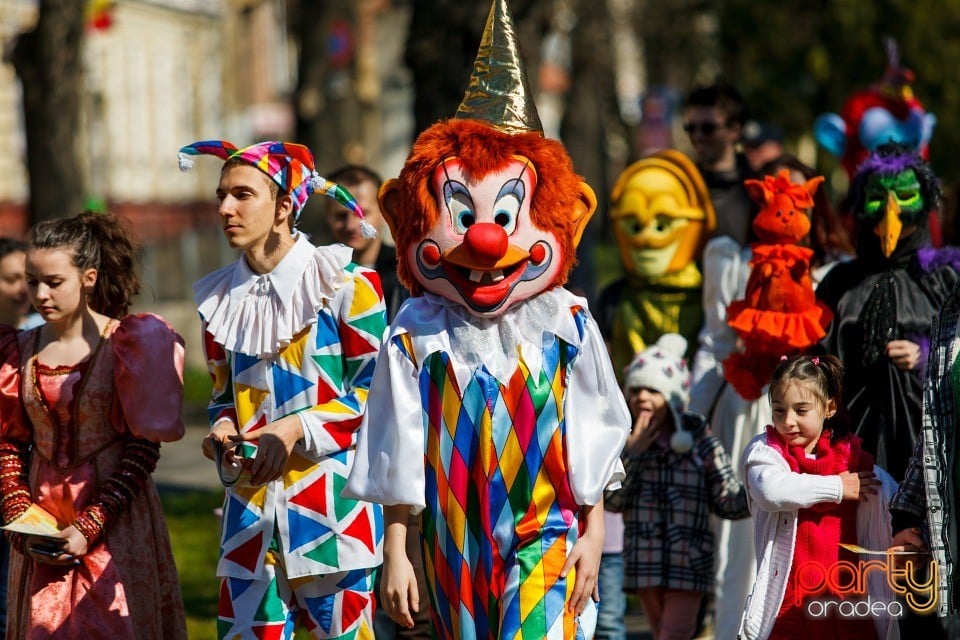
[683,121,725,135]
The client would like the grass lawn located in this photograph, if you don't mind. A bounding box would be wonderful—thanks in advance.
[161,489,222,640]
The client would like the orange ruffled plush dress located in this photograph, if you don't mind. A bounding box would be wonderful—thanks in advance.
[723,171,834,399]
[0,314,187,639]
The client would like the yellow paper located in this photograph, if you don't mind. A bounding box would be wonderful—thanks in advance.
[839,543,921,556]
[1,504,61,536]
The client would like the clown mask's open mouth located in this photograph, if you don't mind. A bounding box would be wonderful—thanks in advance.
[457,262,523,285]
[416,241,554,312]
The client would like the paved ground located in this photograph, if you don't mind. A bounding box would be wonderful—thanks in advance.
[155,424,223,492]
[154,426,721,640]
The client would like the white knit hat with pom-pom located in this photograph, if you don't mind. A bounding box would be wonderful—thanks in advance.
[623,334,691,411]
[623,334,693,452]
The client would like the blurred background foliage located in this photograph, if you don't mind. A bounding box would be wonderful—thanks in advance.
[9,0,960,300]
[716,0,960,187]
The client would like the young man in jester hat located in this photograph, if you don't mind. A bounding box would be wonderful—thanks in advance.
[343,1,630,638]
[178,140,388,639]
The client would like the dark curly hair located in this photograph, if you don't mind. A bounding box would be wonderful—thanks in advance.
[27,211,140,319]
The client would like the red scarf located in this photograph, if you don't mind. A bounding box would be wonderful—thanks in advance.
[766,426,877,639]
[764,425,865,474]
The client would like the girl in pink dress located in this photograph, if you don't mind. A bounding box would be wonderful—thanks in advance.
[0,212,187,639]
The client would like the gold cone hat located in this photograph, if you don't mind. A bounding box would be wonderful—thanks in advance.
[454,0,543,134]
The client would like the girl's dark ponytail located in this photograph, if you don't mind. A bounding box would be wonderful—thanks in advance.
[27,211,140,318]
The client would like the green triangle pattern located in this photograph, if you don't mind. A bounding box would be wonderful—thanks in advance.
[312,353,344,380]
[349,313,386,340]
[344,356,363,386]
[332,473,359,521]
[303,533,340,568]
[254,575,285,622]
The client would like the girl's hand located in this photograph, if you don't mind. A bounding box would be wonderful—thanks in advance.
[624,412,660,456]
[25,528,86,566]
[560,527,602,616]
[55,525,90,558]
[839,470,880,501]
[886,340,921,371]
[381,549,419,629]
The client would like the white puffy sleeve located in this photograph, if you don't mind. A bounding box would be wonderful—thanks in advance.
[565,312,630,506]
[343,333,427,513]
[689,236,749,415]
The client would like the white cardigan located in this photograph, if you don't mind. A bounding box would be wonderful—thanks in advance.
[738,433,900,640]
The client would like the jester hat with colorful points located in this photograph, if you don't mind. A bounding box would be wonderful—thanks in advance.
[178,140,376,236]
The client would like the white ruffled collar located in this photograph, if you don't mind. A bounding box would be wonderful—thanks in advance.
[392,287,586,383]
[194,234,352,358]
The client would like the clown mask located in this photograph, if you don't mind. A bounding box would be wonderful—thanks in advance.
[404,155,578,316]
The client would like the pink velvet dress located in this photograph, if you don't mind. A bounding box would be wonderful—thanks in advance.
[0,314,187,639]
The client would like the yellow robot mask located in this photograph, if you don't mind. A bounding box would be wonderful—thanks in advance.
[609,150,716,280]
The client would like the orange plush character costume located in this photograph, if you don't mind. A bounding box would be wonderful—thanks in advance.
[723,170,834,399]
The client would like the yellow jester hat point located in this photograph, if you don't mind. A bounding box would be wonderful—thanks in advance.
[609,149,716,278]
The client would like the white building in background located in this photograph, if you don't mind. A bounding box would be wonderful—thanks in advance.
[83,0,225,205]
[0,0,35,211]
[0,0,294,239]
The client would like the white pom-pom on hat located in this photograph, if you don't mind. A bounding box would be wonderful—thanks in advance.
[654,333,688,360]
[670,429,695,454]
[177,153,195,172]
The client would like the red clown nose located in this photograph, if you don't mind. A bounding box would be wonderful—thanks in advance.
[464,223,509,262]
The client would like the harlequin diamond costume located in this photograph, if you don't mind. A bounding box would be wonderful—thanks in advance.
[180,140,387,638]
[344,1,630,638]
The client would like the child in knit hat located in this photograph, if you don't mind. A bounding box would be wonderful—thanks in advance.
[607,333,749,640]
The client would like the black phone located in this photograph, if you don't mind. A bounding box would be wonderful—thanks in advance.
[29,544,63,558]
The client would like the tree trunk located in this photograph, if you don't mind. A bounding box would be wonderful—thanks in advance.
[293,0,360,175]
[11,0,87,223]
[560,0,619,302]
[405,0,544,137]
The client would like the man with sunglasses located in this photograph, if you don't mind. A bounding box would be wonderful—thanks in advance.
[683,83,756,247]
